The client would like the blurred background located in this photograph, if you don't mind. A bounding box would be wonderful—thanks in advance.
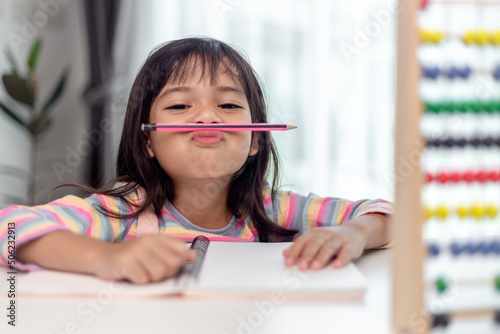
[0,0,396,207]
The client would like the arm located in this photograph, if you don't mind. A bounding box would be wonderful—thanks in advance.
[16,230,195,284]
[283,213,390,270]
[266,189,392,270]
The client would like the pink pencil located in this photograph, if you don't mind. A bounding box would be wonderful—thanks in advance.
[141,123,297,131]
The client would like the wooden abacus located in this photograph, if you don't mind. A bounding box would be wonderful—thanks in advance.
[392,0,500,333]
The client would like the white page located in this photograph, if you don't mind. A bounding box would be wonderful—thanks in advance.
[188,242,367,300]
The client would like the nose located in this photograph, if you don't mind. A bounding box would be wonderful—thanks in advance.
[191,105,222,124]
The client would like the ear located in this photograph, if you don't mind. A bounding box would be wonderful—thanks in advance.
[146,138,155,158]
[249,135,259,156]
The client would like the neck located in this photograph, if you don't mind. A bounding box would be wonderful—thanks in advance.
[172,178,233,230]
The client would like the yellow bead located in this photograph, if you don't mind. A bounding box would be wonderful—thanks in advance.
[490,30,500,45]
[463,30,476,45]
[457,205,469,218]
[424,207,434,220]
[470,204,484,219]
[435,205,448,219]
[432,30,444,43]
[484,205,498,218]
[475,29,489,45]
[420,29,432,43]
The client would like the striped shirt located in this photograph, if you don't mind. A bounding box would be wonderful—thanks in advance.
[0,185,392,271]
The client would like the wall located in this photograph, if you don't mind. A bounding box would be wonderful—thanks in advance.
[0,0,89,207]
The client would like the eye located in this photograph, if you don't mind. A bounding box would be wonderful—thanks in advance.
[220,104,241,109]
[167,104,190,110]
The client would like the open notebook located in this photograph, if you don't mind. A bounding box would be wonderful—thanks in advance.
[17,237,367,301]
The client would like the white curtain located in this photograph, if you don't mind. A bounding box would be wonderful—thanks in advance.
[110,0,396,201]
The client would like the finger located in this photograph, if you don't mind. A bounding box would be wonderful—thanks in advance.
[310,237,344,270]
[146,245,190,280]
[122,260,152,284]
[158,236,191,257]
[296,233,331,270]
[131,248,173,282]
[284,233,315,267]
[332,245,353,269]
[282,247,289,257]
[187,249,196,262]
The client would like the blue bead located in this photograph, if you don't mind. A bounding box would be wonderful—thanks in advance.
[459,66,471,79]
[494,66,500,81]
[451,242,463,256]
[478,241,493,254]
[422,66,440,79]
[492,240,500,254]
[430,67,441,79]
[428,243,440,256]
[466,242,479,255]
[447,66,459,79]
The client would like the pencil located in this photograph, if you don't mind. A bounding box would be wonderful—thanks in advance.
[141,123,297,132]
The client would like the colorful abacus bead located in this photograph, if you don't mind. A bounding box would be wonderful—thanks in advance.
[463,30,476,45]
[428,243,440,257]
[470,204,485,219]
[436,277,448,293]
[435,205,449,219]
[475,29,490,45]
[477,170,488,183]
[490,29,500,45]
[423,66,441,79]
[457,205,469,218]
[424,207,434,220]
[489,170,500,182]
[478,241,493,255]
[495,275,500,292]
[494,65,500,81]
[485,205,498,219]
[451,242,464,256]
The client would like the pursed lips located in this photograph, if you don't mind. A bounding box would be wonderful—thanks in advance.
[191,131,224,145]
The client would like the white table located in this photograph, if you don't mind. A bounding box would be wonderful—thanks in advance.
[0,249,392,334]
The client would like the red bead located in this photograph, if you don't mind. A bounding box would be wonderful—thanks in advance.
[449,172,461,183]
[426,173,434,183]
[477,170,488,183]
[489,170,500,182]
[464,171,475,183]
[437,172,449,183]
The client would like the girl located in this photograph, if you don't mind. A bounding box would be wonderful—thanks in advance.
[0,37,392,284]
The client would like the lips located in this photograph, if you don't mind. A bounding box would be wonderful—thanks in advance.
[191,131,224,145]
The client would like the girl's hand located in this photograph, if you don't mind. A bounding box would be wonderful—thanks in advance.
[282,224,368,270]
[90,235,196,284]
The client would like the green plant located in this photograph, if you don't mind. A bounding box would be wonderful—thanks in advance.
[0,37,69,205]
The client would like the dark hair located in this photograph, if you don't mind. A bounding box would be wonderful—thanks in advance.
[68,37,298,242]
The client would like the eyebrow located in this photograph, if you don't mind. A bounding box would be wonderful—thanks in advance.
[157,85,245,100]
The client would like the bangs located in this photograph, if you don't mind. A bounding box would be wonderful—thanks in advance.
[165,47,245,90]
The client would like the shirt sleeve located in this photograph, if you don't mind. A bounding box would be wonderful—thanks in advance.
[0,193,137,272]
[264,188,393,236]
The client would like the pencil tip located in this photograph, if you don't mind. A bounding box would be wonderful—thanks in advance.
[287,125,297,130]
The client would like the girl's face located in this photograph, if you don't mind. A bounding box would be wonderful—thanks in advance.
[146,64,259,184]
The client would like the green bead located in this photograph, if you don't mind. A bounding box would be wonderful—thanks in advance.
[471,101,482,113]
[495,275,500,292]
[448,102,458,112]
[456,102,468,112]
[435,103,445,113]
[424,102,434,113]
[495,101,500,113]
[436,277,448,293]
[485,101,496,113]
[442,102,453,112]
